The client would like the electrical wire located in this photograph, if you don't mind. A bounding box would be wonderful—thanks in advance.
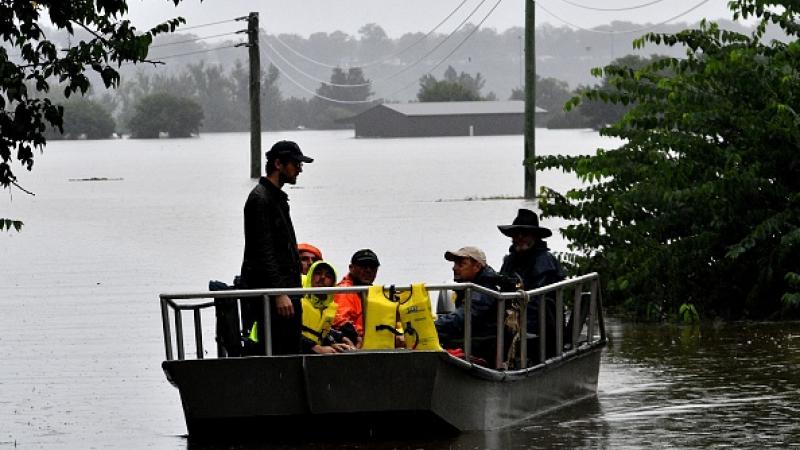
[264,38,372,87]
[382,0,491,82]
[264,55,380,104]
[149,31,244,49]
[268,0,471,70]
[176,18,240,32]
[151,43,243,61]
[554,0,669,12]
[387,0,505,99]
[535,0,712,34]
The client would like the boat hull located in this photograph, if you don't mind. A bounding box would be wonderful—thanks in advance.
[162,343,603,438]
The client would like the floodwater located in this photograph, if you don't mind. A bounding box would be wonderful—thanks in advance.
[2,130,799,449]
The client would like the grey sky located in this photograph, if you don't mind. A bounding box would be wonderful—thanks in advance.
[127,0,737,39]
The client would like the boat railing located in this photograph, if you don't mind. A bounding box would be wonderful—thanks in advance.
[159,272,605,370]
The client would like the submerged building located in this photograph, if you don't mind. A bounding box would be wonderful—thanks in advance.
[346,101,546,138]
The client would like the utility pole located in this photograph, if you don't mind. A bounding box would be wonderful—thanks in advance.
[247,12,261,179]
[524,0,536,199]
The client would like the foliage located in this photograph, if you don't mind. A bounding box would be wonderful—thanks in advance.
[47,97,116,139]
[577,54,671,129]
[535,0,800,320]
[128,93,203,138]
[417,65,488,102]
[309,67,374,129]
[0,0,184,230]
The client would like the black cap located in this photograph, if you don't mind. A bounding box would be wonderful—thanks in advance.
[350,249,380,267]
[265,140,313,163]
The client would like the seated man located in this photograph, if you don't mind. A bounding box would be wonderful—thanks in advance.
[298,242,323,284]
[300,261,356,354]
[332,249,380,348]
[498,208,565,360]
[435,246,505,363]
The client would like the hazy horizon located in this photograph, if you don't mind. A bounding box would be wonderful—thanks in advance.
[127,0,739,39]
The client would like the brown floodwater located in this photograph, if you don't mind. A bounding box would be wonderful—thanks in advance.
[2,131,798,448]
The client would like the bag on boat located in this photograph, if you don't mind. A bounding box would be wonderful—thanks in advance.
[397,283,442,351]
[361,285,402,350]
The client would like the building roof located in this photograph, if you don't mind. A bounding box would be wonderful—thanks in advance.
[380,101,546,116]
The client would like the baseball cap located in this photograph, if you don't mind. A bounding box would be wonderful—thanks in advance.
[350,249,380,267]
[265,140,313,163]
[444,246,487,267]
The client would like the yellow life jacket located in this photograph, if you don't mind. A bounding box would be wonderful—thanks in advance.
[361,285,406,350]
[300,260,339,345]
[398,283,442,351]
[301,297,338,344]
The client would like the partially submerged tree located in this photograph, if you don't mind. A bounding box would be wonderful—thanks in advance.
[128,93,203,138]
[417,66,487,102]
[535,0,800,320]
[47,98,116,139]
[0,0,184,231]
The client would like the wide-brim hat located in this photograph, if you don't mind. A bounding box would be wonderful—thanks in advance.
[497,208,552,238]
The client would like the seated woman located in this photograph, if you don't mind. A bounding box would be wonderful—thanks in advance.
[301,261,357,354]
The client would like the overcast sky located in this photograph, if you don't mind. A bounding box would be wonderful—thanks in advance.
[126,0,738,39]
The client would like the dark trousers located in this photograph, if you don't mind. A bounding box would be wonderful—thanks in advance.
[241,296,302,355]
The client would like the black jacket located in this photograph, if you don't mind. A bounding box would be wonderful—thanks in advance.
[435,265,504,341]
[500,240,565,355]
[239,177,301,290]
[499,240,565,292]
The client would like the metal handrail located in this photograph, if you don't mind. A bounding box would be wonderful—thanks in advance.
[159,273,604,370]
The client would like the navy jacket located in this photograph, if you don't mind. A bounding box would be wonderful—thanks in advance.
[435,266,504,341]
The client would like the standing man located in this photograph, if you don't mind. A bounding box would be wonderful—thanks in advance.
[332,249,381,347]
[240,140,313,355]
[498,208,565,359]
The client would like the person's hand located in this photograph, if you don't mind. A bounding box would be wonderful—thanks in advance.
[312,344,337,354]
[331,342,355,353]
[275,294,294,318]
[356,336,363,349]
[341,336,355,347]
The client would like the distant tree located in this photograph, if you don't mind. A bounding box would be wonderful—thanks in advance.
[536,2,800,320]
[47,98,116,139]
[417,66,487,101]
[311,67,374,128]
[0,0,184,232]
[128,93,203,138]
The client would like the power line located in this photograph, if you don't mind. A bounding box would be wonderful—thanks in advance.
[388,0,506,99]
[382,0,492,82]
[176,18,241,32]
[554,0,669,12]
[151,43,244,61]
[535,0,712,34]
[353,0,472,68]
[265,55,380,104]
[264,38,372,87]
[149,31,244,49]
[267,0,472,70]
